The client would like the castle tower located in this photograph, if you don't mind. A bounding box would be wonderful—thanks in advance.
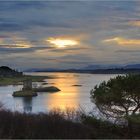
[22,79,32,91]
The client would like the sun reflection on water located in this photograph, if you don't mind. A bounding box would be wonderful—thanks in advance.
[44,73,80,111]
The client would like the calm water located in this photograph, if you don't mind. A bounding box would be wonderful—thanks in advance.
[0,72,118,113]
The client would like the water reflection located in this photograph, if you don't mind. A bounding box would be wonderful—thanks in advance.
[22,97,32,113]
[44,73,80,111]
[0,72,118,113]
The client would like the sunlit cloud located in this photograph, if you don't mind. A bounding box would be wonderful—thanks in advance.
[0,39,3,44]
[103,37,140,46]
[129,20,140,26]
[0,43,31,48]
[0,36,32,48]
[47,37,79,48]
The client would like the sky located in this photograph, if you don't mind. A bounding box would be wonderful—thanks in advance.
[0,1,140,70]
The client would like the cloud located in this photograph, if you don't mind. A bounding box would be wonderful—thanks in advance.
[103,37,140,46]
[116,50,140,53]
[129,20,140,26]
[0,17,28,32]
[0,1,140,69]
[0,1,84,33]
[0,1,45,11]
[0,46,48,54]
[0,44,31,48]
[0,37,32,49]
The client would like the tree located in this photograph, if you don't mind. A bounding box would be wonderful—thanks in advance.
[90,74,140,120]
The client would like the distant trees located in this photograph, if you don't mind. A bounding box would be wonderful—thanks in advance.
[0,66,23,77]
[90,74,140,120]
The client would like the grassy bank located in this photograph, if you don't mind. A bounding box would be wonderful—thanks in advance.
[12,90,37,97]
[0,108,139,139]
[0,75,52,86]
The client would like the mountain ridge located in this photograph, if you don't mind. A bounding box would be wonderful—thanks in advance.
[25,64,140,72]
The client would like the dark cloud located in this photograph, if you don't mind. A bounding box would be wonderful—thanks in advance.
[0,22,27,31]
[49,47,87,53]
[28,20,74,29]
[0,46,49,54]
[0,1,45,11]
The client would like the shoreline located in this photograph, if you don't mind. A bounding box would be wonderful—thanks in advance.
[25,69,140,74]
[0,75,53,86]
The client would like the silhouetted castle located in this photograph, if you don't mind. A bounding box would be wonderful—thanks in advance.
[22,79,32,91]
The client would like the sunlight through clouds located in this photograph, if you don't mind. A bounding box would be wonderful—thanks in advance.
[0,1,140,69]
[47,38,79,48]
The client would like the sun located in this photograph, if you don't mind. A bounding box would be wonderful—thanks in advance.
[47,38,79,48]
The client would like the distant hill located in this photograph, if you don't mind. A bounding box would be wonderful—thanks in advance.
[0,66,23,77]
[25,64,140,74]
[84,64,140,70]
[25,68,60,72]
[83,64,122,70]
[124,64,140,69]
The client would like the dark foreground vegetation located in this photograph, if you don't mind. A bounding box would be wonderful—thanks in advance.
[0,108,91,139]
[0,108,139,139]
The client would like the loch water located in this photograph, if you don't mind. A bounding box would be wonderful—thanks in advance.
[0,72,118,114]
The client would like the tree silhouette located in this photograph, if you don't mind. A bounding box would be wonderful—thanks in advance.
[91,74,140,120]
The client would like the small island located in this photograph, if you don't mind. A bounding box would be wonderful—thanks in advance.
[13,80,60,97]
[34,86,60,92]
[72,84,82,87]
[0,66,52,86]
[13,79,38,97]
[13,90,38,97]
[0,66,60,97]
